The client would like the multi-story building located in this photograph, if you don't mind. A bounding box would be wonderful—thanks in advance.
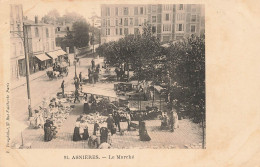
[55,21,73,38]
[100,4,205,44]
[10,4,26,78]
[24,17,66,73]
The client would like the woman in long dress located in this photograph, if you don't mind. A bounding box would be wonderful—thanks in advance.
[139,121,151,141]
[44,119,54,142]
[73,121,81,141]
[173,110,179,129]
[35,110,44,128]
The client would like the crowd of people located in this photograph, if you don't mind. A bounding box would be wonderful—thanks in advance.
[161,107,179,132]
[32,96,72,142]
[72,115,112,149]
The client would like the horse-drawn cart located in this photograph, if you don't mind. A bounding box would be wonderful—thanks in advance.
[46,62,69,79]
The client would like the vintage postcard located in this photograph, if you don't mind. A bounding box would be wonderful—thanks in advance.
[0,0,259,167]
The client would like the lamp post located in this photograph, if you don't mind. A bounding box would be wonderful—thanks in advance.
[11,22,32,118]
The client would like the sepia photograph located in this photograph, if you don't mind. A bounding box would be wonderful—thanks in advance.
[9,3,205,149]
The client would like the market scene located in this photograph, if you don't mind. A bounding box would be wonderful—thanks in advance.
[10,4,205,149]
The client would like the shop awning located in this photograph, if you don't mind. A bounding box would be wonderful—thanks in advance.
[35,53,51,61]
[46,51,58,59]
[56,49,67,55]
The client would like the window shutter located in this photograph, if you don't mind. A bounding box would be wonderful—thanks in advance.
[158,5,162,13]
[186,13,191,22]
[157,14,161,23]
[187,4,191,12]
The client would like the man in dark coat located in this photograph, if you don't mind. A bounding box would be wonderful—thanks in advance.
[91,59,95,70]
[114,112,121,132]
[106,114,114,134]
[115,68,119,81]
[74,89,80,103]
[61,80,65,97]
[79,72,82,82]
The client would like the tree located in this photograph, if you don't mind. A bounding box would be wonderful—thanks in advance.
[41,9,60,24]
[166,34,205,123]
[72,21,90,48]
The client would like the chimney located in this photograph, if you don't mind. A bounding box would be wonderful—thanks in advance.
[35,16,38,24]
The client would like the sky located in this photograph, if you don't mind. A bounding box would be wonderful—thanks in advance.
[21,0,101,22]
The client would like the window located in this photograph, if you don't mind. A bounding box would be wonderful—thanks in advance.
[123,7,128,15]
[191,25,196,33]
[115,28,118,35]
[134,7,138,15]
[140,7,144,14]
[35,27,39,37]
[152,16,156,23]
[163,4,171,11]
[124,18,128,26]
[120,28,123,35]
[106,28,110,35]
[15,6,20,22]
[191,15,196,22]
[107,19,110,26]
[152,26,156,34]
[179,4,184,10]
[46,42,49,51]
[152,5,157,13]
[124,28,128,35]
[115,7,118,16]
[177,24,184,31]
[119,18,123,25]
[116,19,118,26]
[165,13,170,21]
[52,41,55,50]
[163,24,171,32]
[134,18,138,26]
[67,27,70,31]
[102,19,106,26]
[106,7,110,16]
[57,27,60,31]
[46,28,49,37]
[177,13,185,21]
[191,5,197,12]
[130,18,133,26]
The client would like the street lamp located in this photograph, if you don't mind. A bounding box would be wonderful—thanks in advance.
[11,22,32,118]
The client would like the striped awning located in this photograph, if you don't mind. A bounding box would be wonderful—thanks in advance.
[35,53,51,61]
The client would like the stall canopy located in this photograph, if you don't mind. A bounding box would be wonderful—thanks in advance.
[35,53,51,61]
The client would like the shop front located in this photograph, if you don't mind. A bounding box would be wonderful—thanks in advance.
[34,53,51,71]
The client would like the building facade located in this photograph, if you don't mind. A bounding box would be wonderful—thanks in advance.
[100,4,205,44]
[10,4,26,78]
[24,17,57,73]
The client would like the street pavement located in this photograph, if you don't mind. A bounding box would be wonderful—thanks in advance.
[10,55,203,149]
[10,55,102,141]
